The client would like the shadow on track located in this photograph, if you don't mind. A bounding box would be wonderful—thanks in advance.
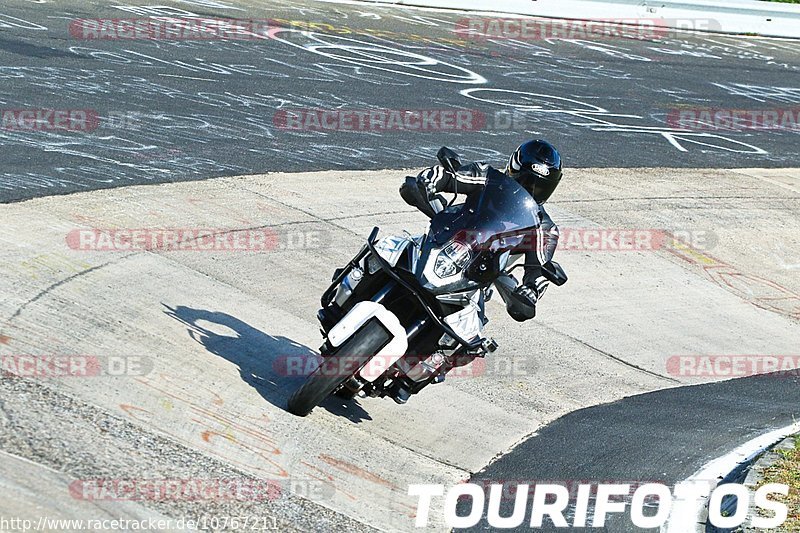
[163,304,372,422]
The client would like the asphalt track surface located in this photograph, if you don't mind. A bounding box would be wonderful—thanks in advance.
[463,372,800,531]
[1,0,800,202]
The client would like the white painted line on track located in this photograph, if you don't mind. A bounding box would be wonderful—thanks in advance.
[662,420,800,533]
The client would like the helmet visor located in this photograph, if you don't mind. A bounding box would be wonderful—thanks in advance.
[533,177,559,204]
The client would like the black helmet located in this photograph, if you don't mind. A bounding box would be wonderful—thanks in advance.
[506,140,563,204]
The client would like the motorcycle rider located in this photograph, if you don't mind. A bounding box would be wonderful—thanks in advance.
[400,140,562,322]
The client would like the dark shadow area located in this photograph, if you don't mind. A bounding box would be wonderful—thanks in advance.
[0,37,83,59]
[460,371,800,532]
[163,304,372,421]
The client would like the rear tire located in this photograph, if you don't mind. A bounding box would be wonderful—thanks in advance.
[287,319,391,416]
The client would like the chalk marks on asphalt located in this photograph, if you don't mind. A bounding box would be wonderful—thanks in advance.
[1,0,800,200]
[0,12,47,30]
[460,88,769,154]
[558,39,653,62]
[712,83,800,105]
[269,29,487,84]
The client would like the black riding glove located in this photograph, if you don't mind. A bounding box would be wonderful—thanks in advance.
[507,285,538,322]
[514,285,539,307]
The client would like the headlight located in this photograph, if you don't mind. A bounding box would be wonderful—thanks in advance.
[433,241,472,278]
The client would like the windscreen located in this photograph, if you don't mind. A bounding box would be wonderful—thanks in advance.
[429,169,539,252]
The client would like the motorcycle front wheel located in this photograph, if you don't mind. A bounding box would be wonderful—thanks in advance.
[287,318,392,416]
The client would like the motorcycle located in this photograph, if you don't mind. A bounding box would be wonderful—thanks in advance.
[287,148,567,416]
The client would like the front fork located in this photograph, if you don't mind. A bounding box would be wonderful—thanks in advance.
[320,250,497,400]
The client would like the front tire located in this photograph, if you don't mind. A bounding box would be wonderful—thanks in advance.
[287,319,391,416]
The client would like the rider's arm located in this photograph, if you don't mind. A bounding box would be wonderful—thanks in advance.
[417,163,488,197]
[521,207,560,302]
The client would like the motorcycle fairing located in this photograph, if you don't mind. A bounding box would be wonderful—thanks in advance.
[371,235,414,268]
[443,290,484,343]
[327,301,409,384]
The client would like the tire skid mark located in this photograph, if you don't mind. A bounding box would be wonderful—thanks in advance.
[121,374,289,477]
[666,235,800,320]
[318,454,397,489]
[300,460,358,501]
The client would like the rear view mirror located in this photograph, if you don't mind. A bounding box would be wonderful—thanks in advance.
[437,146,462,174]
[541,261,568,286]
